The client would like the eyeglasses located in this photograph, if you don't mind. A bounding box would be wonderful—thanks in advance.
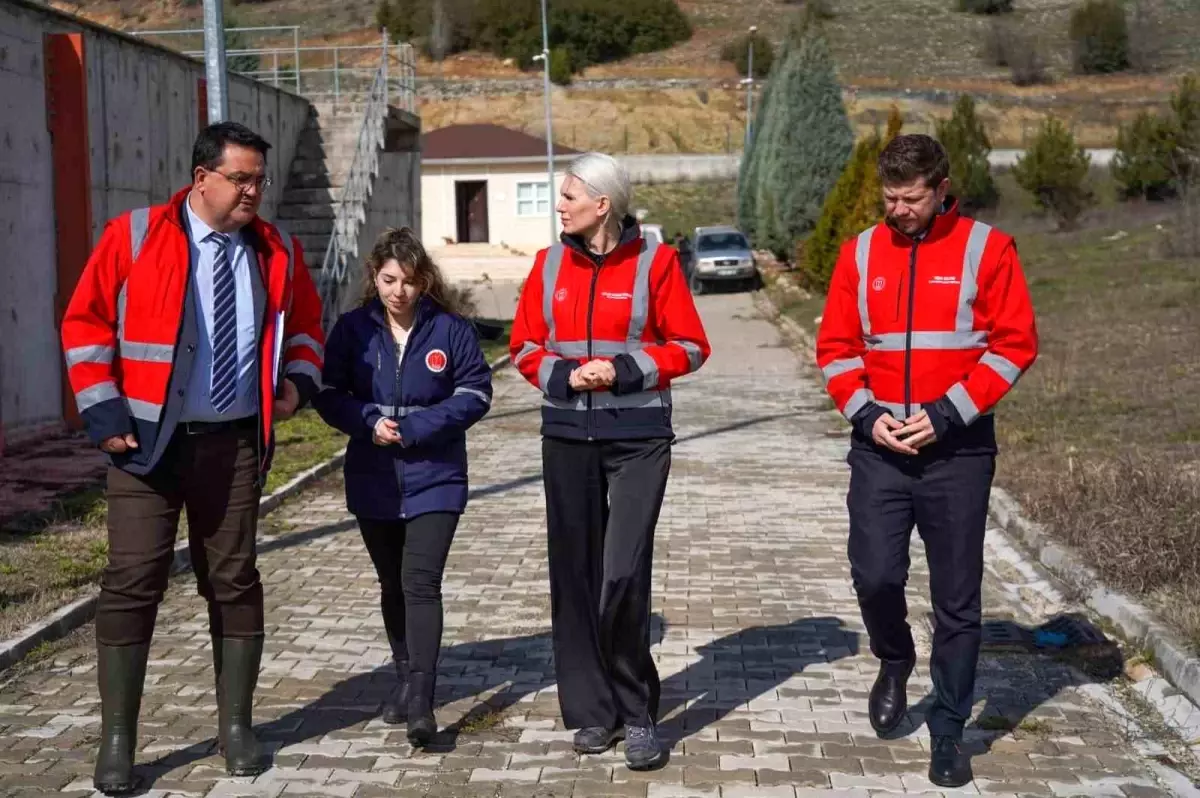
[209,169,273,193]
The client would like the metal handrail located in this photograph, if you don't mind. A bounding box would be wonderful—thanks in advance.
[129,27,416,107]
[317,45,391,331]
[185,41,415,109]
[132,25,303,92]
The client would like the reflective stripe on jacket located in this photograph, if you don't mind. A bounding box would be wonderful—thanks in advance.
[510,218,711,441]
[61,186,325,474]
[816,199,1038,452]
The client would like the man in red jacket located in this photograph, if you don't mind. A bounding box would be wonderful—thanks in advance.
[816,135,1037,787]
[61,122,324,793]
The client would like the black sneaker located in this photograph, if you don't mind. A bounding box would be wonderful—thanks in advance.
[573,726,623,754]
[929,735,973,788]
[624,725,667,771]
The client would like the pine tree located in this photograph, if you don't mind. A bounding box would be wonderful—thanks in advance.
[936,95,998,213]
[736,33,792,245]
[1013,118,1093,229]
[1112,111,1177,200]
[801,107,902,291]
[1168,74,1200,188]
[751,16,853,259]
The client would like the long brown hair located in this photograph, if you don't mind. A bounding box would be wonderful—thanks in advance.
[360,227,456,312]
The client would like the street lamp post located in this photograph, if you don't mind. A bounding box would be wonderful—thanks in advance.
[202,0,229,123]
[536,0,556,244]
[744,25,757,153]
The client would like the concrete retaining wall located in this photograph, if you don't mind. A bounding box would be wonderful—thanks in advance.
[0,0,310,443]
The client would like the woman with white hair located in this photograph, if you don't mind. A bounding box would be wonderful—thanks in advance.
[509,152,711,770]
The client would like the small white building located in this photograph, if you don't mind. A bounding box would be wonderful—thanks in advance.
[420,124,579,254]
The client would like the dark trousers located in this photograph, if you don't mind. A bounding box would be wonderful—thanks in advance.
[97,424,263,646]
[543,436,670,730]
[847,446,995,737]
[357,513,458,673]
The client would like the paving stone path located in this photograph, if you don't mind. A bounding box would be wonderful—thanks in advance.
[0,292,1189,797]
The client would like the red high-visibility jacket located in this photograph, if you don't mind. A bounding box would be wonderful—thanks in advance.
[510,221,711,441]
[815,200,1038,452]
[61,187,325,476]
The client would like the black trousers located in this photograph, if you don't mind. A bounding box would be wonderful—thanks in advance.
[543,436,671,730]
[98,423,263,646]
[846,446,995,738]
[357,513,458,674]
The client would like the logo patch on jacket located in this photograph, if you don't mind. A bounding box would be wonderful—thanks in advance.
[554,288,568,302]
[872,277,886,292]
[425,349,448,373]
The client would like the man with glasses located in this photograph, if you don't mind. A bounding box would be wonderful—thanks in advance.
[61,122,325,793]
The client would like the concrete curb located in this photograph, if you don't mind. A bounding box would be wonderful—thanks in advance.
[0,353,516,672]
[756,285,1200,719]
[988,486,1200,715]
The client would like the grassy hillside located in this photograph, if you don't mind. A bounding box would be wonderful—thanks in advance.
[55,0,1198,87]
[56,0,1195,153]
[420,83,1172,154]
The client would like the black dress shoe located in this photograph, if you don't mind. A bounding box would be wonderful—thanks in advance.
[572,726,624,754]
[929,735,973,787]
[868,659,913,735]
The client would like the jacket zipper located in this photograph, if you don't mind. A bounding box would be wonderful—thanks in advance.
[390,328,407,518]
[389,301,423,518]
[904,241,919,419]
[585,261,602,442]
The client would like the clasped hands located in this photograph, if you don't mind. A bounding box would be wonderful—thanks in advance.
[872,410,937,455]
[568,360,616,392]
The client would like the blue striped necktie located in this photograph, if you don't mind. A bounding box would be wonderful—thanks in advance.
[208,231,237,414]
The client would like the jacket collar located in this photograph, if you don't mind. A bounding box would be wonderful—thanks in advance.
[886,195,961,245]
[561,214,642,264]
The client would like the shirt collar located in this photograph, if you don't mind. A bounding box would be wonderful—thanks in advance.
[185,192,238,245]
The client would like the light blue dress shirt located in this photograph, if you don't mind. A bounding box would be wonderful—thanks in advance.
[181,197,259,422]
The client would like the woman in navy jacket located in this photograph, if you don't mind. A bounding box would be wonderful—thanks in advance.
[314,227,492,746]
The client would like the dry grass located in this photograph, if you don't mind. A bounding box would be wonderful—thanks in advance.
[0,410,345,641]
[996,206,1200,649]
[419,88,747,155]
[668,0,1198,85]
[419,86,1169,154]
[265,409,349,493]
[0,496,110,639]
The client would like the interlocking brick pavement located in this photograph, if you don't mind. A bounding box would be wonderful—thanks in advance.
[0,292,1190,797]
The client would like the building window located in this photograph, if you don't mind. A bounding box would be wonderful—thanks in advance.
[516,182,551,217]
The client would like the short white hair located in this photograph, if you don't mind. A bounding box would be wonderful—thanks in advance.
[565,152,633,221]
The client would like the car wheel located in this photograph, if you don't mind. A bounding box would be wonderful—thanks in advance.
[690,275,705,295]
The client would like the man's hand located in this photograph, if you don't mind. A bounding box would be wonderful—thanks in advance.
[273,378,301,420]
[872,414,919,456]
[373,417,403,446]
[569,360,616,391]
[895,409,938,450]
[100,433,139,454]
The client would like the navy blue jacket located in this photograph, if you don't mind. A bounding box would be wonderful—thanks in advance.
[314,297,493,520]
